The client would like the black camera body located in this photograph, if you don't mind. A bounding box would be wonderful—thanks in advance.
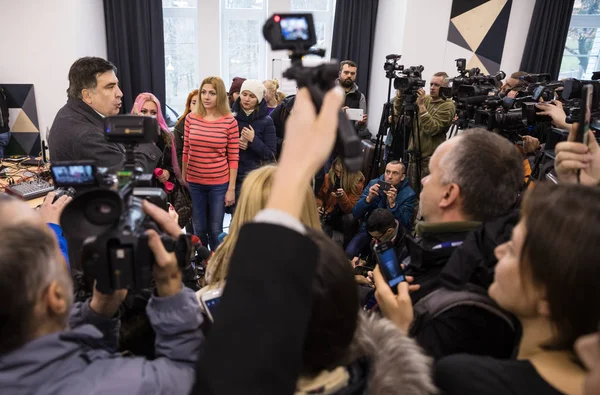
[393,65,426,94]
[54,116,192,293]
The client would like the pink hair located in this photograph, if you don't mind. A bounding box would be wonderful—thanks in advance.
[131,93,182,180]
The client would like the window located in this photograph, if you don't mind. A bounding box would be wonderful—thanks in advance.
[221,0,268,83]
[559,0,600,79]
[291,0,335,58]
[163,0,199,115]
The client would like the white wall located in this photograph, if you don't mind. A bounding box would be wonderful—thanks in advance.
[0,0,107,142]
[198,0,222,79]
[367,0,409,135]
[367,0,537,136]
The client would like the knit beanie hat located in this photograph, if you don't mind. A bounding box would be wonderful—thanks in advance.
[240,79,266,103]
[228,77,246,96]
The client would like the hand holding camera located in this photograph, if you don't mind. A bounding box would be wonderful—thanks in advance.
[366,183,380,203]
[143,200,184,297]
[555,127,600,186]
[385,185,398,208]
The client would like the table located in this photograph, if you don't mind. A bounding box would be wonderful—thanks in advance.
[0,158,51,207]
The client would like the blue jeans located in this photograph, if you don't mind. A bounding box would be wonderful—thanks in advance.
[345,230,372,259]
[0,132,11,158]
[189,182,229,251]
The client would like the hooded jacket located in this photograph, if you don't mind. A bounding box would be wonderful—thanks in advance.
[295,313,435,395]
[0,288,204,395]
[49,98,161,174]
[270,94,296,156]
[232,98,277,175]
[353,176,417,231]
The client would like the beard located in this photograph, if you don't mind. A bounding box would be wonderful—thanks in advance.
[341,78,354,88]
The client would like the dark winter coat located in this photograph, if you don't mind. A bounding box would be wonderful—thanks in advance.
[232,99,276,176]
[48,98,161,173]
[269,94,295,157]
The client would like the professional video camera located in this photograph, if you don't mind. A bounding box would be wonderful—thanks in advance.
[262,13,362,171]
[394,65,426,97]
[51,116,193,293]
[445,58,506,130]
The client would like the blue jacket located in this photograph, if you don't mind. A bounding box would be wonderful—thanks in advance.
[232,99,277,175]
[0,287,204,395]
[353,176,417,231]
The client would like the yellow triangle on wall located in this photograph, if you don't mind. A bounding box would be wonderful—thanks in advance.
[451,0,508,52]
[468,54,490,75]
[12,110,39,133]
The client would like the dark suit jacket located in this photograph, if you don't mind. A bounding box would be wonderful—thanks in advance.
[48,98,161,173]
[193,222,318,395]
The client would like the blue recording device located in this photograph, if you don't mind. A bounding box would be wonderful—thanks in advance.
[373,241,405,292]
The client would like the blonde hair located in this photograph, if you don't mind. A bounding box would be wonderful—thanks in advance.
[178,89,199,123]
[196,77,231,117]
[327,157,365,195]
[206,165,321,286]
[264,78,285,106]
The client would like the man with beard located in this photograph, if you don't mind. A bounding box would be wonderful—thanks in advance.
[338,60,369,137]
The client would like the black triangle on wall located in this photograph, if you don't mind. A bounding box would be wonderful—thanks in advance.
[475,0,513,65]
[448,21,472,51]
[450,0,491,19]
[0,84,33,108]
[22,87,39,130]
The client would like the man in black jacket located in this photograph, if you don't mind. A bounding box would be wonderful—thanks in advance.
[374,129,526,360]
[338,60,369,138]
[48,57,161,173]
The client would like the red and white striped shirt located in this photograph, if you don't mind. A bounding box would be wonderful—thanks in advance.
[183,113,239,185]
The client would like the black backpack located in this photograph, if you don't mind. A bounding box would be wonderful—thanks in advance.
[0,87,9,133]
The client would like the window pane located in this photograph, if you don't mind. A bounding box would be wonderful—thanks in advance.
[314,22,325,48]
[163,14,199,114]
[163,0,197,8]
[225,0,264,9]
[559,27,600,79]
[572,0,600,15]
[291,0,329,11]
[227,19,261,81]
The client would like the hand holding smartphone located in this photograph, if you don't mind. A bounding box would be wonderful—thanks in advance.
[372,241,404,293]
[377,180,391,193]
[200,288,223,322]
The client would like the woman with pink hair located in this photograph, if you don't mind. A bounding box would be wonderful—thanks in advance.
[131,93,191,227]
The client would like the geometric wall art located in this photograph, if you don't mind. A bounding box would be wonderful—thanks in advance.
[445,0,513,74]
[0,84,41,156]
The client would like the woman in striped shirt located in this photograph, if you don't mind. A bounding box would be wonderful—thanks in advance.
[183,77,239,250]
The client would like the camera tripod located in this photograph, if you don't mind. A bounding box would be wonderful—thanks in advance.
[368,72,396,181]
[401,93,423,195]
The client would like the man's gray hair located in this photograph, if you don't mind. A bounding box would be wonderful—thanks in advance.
[0,219,67,355]
[433,72,450,87]
[439,129,524,221]
[387,160,406,174]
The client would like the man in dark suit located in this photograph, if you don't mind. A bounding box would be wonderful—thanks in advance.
[48,57,160,173]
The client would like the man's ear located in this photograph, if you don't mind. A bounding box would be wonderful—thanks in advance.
[45,281,70,317]
[439,183,460,209]
[81,88,93,105]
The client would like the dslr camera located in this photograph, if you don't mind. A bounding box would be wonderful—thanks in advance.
[51,116,192,293]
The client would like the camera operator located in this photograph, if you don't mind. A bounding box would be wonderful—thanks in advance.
[408,72,456,189]
[0,195,204,394]
[49,57,161,173]
[499,71,528,97]
[374,129,525,360]
[338,60,369,138]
